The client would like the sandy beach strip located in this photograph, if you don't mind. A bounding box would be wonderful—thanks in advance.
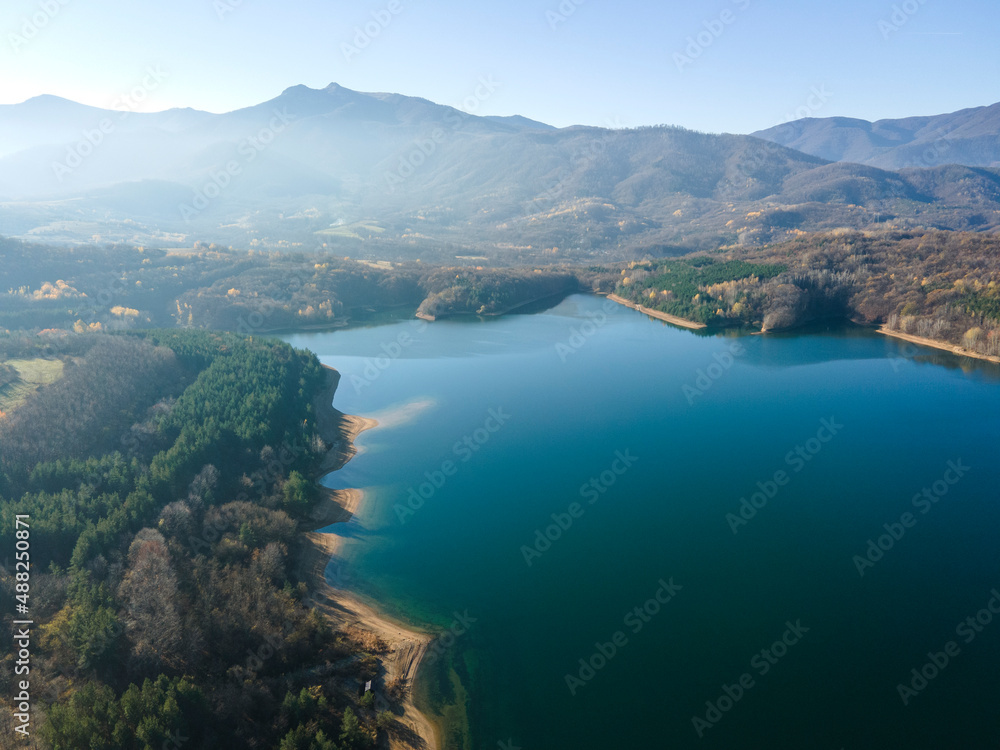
[606,293,707,330]
[877,327,1000,365]
[301,365,439,750]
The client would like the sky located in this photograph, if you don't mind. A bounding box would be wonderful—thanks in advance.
[2,0,999,134]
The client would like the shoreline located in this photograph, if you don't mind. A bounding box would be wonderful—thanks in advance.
[601,294,999,363]
[877,327,1000,365]
[301,365,439,750]
[605,293,707,330]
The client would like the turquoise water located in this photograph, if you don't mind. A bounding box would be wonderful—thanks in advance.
[282,295,1000,750]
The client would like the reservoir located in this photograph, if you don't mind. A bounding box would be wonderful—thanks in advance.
[282,293,1000,749]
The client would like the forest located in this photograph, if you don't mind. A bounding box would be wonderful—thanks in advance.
[2,224,1000,748]
[612,259,788,325]
[4,229,1000,356]
[0,331,398,749]
[3,229,1000,355]
[0,238,594,332]
[612,230,1000,356]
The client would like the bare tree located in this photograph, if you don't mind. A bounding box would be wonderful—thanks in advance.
[117,529,183,676]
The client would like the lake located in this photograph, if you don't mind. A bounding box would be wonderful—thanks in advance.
[282,294,1000,750]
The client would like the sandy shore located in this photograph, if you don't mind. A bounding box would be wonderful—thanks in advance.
[877,327,1000,365]
[606,293,707,330]
[301,366,438,750]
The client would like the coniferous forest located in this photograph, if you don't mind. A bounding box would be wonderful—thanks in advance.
[0,331,388,749]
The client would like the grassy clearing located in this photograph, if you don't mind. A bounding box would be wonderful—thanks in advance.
[0,358,65,414]
[315,221,386,240]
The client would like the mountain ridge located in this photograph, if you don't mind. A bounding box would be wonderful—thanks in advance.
[1,84,998,259]
[753,101,1000,169]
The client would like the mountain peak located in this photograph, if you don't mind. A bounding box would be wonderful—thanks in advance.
[279,83,353,97]
[20,94,84,107]
[280,84,313,96]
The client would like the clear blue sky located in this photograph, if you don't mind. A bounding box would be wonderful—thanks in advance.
[2,0,998,133]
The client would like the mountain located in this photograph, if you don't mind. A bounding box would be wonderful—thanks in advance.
[0,83,551,198]
[0,84,999,260]
[752,102,1000,169]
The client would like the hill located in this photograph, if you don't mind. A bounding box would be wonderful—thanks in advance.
[0,330,400,748]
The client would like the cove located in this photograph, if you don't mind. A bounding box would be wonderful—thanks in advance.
[282,293,1000,750]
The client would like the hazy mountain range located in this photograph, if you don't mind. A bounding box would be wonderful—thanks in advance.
[1,83,998,261]
[753,102,1000,170]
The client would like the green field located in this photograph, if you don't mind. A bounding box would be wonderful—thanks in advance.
[315,220,386,239]
[0,358,65,414]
